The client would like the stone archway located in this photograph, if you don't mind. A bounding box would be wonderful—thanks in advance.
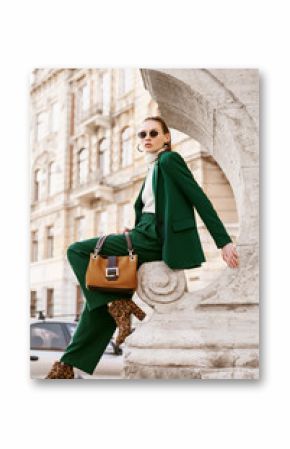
[124,69,259,379]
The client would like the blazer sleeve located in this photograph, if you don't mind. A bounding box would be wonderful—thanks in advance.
[161,151,233,249]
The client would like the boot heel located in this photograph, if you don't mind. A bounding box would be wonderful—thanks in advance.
[129,301,146,321]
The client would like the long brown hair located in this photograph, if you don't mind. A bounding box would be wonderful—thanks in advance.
[143,116,172,151]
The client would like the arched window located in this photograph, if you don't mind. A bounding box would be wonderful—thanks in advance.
[34,168,46,201]
[121,127,133,167]
[78,147,88,185]
[99,137,110,176]
[48,161,57,195]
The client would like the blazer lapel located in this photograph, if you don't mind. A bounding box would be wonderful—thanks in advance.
[134,178,145,216]
[136,161,158,205]
[152,160,158,201]
[135,150,168,223]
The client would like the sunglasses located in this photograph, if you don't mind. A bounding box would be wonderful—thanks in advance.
[137,129,159,139]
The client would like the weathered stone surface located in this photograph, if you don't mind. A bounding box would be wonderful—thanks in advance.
[123,365,259,380]
[136,260,187,309]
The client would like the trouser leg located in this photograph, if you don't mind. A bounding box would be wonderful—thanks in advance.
[60,302,116,375]
[60,234,139,375]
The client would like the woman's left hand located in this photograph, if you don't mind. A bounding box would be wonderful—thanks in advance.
[221,242,239,269]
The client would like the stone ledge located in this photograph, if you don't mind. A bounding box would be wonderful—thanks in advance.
[123,364,259,380]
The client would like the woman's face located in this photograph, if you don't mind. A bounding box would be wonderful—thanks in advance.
[137,120,170,154]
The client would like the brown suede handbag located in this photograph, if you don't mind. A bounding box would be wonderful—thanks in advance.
[85,231,138,294]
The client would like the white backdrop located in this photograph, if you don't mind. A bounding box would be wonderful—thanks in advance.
[0,0,288,448]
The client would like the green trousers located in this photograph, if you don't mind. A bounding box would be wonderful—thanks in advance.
[60,212,162,375]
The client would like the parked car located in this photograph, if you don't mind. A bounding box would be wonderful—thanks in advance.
[30,318,124,379]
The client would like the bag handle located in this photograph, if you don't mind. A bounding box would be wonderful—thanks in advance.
[124,231,134,256]
[94,234,107,255]
[93,231,135,256]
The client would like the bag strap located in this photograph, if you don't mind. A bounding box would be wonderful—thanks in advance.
[94,234,107,255]
[93,231,135,256]
[124,231,134,255]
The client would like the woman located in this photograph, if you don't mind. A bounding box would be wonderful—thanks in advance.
[45,116,239,379]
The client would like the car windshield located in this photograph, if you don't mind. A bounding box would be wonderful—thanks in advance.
[66,323,77,337]
[31,323,67,350]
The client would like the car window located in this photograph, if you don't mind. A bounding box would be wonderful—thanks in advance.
[31,323,67,350]
[65,323,77,338]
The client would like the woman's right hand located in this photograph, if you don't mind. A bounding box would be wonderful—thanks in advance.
[221,242,239,269]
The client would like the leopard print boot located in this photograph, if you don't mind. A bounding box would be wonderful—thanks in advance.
[45,361,74,379]
[108,299,146,346]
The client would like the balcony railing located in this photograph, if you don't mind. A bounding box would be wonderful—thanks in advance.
[79,103,112,131]
[71,170,114,204]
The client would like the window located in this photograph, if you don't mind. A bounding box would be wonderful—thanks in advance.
[34,169,40,201]
[50,102,59,133]
[46,288,54,318]
[97,211,108,235]
[31,230,38,262]
[48,161,57,195]
[30,323,67,350]
[75,216,85,241]
[36,111,47,141]
[99,137,110,176]
[46,225,54,258]
[78,147,89,185]
[30,291,37,317]
[121,127,133,167]
[80,83,89,112]
[34,168,46,201]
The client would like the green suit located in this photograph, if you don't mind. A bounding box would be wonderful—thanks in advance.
[134,150,233,269]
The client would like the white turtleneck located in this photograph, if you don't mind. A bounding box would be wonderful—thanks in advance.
[141,146,167,213]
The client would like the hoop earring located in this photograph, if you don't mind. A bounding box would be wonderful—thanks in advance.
[137,144,144,152]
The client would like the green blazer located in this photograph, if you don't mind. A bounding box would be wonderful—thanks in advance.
[134,150,233,269]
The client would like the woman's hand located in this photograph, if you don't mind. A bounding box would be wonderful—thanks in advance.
[221,242,239,268]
